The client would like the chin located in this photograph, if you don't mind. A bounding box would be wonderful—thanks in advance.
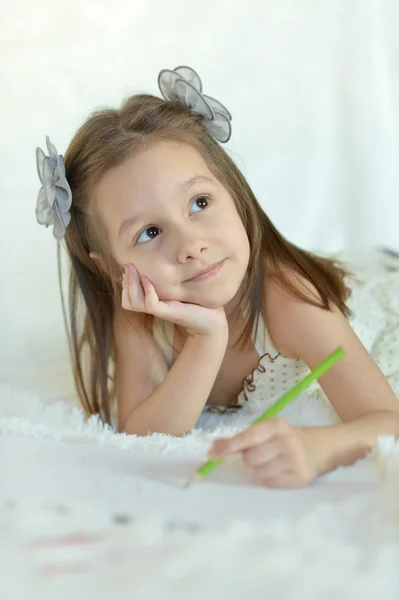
[195,298,225,309]
[188,286,239,309]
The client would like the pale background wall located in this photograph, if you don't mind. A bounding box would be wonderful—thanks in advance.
[1,0,399,385]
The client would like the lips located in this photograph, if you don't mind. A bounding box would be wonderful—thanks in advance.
[184,260,224,282]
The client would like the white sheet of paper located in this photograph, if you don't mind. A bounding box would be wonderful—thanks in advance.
[1,435,379,527]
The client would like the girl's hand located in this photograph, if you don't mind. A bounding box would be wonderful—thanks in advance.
[121,264,228,337]
[208,420,322,488]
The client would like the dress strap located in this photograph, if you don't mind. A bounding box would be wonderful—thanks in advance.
[251,311,280,358]
[253,312,267,356]
[153,317,174,367]
[242,303,269,357]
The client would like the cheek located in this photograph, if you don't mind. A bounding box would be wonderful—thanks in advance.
[135,258,176,298]
[219,217,250,259]
[237,223,250,257]
[137,259,164,283]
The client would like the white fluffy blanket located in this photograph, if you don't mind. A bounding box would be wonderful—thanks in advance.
[1,382,399,600]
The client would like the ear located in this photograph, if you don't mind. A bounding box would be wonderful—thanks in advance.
[89,251,107,274]
[89,251,124,285]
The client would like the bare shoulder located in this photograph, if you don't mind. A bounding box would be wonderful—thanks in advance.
[266,269,322,309]
[113,309,169,431]
[264,270,342,359]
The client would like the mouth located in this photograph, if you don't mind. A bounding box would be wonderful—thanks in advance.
[184,260,225,283]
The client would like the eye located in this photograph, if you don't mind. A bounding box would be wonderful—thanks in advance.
[136,225,161,244]
[190,195,210,214]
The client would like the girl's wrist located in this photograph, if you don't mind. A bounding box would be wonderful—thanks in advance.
[303,420,377,477]
[186,315,229,341]
[186,327,229,354]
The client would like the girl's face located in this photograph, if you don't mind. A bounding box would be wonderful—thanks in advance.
[94,141,250,309]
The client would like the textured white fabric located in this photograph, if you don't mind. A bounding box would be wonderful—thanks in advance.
[1,384,399,599]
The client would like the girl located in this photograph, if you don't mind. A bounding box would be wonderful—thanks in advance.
[36,66,399,488]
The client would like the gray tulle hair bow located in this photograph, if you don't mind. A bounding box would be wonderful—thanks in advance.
[35,68,229,240]
[35,136,72,240]
[158,66,232,143]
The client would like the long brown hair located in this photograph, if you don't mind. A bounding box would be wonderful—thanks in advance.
[60,94,352,424]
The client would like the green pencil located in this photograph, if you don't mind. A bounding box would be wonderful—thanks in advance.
[185,346,345,488]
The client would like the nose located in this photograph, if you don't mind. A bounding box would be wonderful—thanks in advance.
[175,229,207,264]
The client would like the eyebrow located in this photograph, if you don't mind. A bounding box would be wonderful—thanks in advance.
[117,174,215,238]
[183,175,214,188]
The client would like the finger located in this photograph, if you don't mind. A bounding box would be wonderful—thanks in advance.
[242,442,283,468]
[251,456,292,483]
[254,457,315,488]
[259,470,311,489]
[141,277,161,314]
[209,419,288,457]
[121,266,133,310]
[141,280,189,324]
[127,265,145,309]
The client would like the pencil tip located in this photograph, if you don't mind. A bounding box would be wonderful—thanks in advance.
[184,474,200,489]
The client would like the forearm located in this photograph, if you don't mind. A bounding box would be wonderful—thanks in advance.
[308,411,399,475]
[123,331,228,436]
